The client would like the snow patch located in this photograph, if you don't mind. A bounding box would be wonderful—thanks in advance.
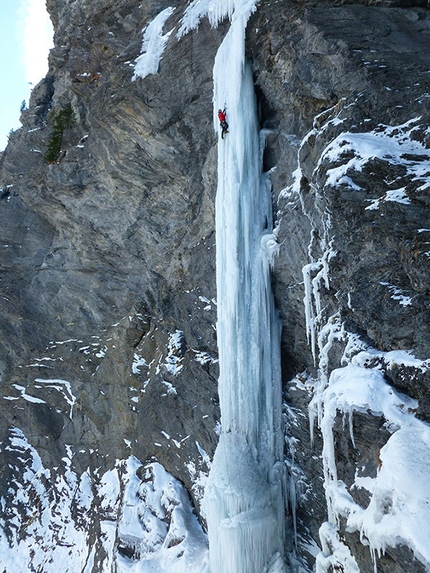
[132,353,149,374]
[34,378,76,419]
[11,384,46,404]
[366,188,411,210]
[320,361,430,568]
[305,318,430,570]
[116,461,209,572]
[165,330,185,376]
[133,7,175,81]
[316,522,359,573]
[379,282,413,306]
[318,118,430,196]
[192,349,218,365]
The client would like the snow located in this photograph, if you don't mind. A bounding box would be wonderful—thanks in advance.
[192,349,217,365]
[116,461,209,572]
[165,330,185,375]
[161,379,178,395]
[318,118,430,194]
[133,7,175,81]
[366,188,411,210]
[95,345,108,358]
[132,352,149,374]
[98,467,121,514]
[11,383,46,404]
[379,282,413,306]
[303,312,430,570]
[0,434,208,573]
[318,360,430,569]
[185,444,211,502]
[316,522,359,573]
[348,345,429,372]
[34,377,76,419]
[0,429,90,573]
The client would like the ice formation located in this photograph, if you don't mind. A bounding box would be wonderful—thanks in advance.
[297,111,430,570]
[180,0,288,570]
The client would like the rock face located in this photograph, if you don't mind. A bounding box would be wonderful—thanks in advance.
[1,0,430,571]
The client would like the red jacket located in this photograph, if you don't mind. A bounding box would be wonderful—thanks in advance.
[218,110,226,122]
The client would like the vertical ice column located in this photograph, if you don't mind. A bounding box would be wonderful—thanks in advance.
[202,12,287,573]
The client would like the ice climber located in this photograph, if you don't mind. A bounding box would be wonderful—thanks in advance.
[218,108,229,139]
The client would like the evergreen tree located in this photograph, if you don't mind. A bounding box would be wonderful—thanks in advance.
[45,103,76,163]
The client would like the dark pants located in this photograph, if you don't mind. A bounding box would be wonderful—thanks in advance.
[220,120,229,138]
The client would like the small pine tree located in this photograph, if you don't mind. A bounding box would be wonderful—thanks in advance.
[45,103,76,163]
[20,100,26,113]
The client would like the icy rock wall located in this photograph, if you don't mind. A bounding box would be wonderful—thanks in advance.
[297,112,430,573]
[276,76,430,573]
[2,0,430,571]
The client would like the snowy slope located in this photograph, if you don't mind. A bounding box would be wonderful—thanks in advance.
[0,429,208,573]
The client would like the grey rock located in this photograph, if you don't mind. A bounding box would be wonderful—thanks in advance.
[1,0,430,570]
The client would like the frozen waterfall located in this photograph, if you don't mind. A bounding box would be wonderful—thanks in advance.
[202,10,287,573]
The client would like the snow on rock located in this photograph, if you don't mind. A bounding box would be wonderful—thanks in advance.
[132,352,149,374]
[0,428,91,573]
[34,378,76,419]
[133,7,176,81]
[306,321,430,571]
[366,188,411,211]
[316,522,359,573]
[350,424,430,565]
[165,330,186,376]
[116,461,209,573]
[185,460,210,503]
[347,346,430,373]
[317,118,430,195]
[10,383,47,404]
[0,430,208,573]
[191,349,218,366]
[379,282,413,307]
[320,359,430,569]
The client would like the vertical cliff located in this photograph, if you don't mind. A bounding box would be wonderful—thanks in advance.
[1,0,430,571]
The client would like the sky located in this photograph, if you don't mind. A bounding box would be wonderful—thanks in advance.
[0,0,53,151]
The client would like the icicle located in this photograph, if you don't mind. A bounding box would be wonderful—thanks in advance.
[315,522,360,573]
[308,314,344,447]
[302,262,318,362]
[348,409,356,449]
[302,245,336,365]
[285,435,298,550]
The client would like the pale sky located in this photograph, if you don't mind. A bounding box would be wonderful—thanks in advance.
[0,0,53,151]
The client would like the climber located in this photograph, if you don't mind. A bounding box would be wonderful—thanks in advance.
[218,108,229,139]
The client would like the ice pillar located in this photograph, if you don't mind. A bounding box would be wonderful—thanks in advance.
[202,12,287,573]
